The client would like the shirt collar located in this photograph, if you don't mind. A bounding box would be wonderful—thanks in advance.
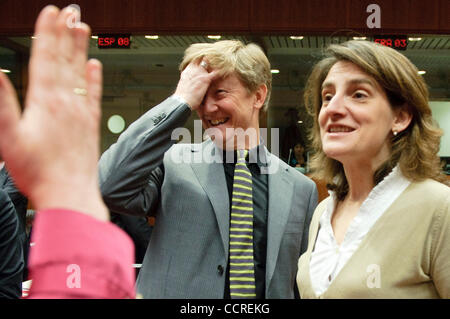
[321,165,411,227]
[218,143,268,168]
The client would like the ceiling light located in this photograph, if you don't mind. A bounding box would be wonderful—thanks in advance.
[408,37,422,41]
[271,69,280,74]
[353,36,367,40]
[0,68,11,73]
[418,70,426,75]
[31,36,37,39]
[145,35,159,40]
[91,35,98,39]
[207,35,221,40]
[290,36,304,40]
[297,120,303,124]
[107,115,126,134]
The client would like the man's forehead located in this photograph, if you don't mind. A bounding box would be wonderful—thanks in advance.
[210,72,241,87]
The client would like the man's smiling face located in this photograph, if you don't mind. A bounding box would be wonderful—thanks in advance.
[196,72,263,150]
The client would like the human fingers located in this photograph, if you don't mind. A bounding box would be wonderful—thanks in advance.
[62,21,91,104]
[55,6,80,64]
[197,57,210,71]
[174,59,217,110]
[30,6,86,97]
[55,7,90,93]
[189,57,210,73]
[86,59,103,121]
[206,68,221,82]
[28,5,59,88]
[71,22,91,80]
[0,72,21,153]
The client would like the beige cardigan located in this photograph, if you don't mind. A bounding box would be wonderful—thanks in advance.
[297,179,450,298]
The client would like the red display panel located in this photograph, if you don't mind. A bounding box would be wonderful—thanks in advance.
[98,34,131,49]
[373,35,408,51]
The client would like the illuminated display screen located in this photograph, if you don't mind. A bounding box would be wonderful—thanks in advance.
[97,34,131,49]
[373,35,408,51]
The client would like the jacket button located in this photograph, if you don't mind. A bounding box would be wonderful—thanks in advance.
[217,265,224,276]
[152,113,166,125]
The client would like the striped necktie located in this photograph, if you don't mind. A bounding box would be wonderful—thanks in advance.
[229,149,256,299]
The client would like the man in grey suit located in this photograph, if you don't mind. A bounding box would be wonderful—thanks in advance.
[99,40,318,299]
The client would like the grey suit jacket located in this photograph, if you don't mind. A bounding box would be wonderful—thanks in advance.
[99,97,318,298]
[0,167,28,233]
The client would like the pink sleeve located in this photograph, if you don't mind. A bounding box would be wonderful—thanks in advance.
[26,209,136,299]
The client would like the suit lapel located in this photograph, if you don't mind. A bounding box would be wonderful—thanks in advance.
[190,140,230,255]
[190,143,295,291]
[265,155,294,291]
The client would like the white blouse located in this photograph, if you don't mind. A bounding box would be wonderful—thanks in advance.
[309,166,411,296]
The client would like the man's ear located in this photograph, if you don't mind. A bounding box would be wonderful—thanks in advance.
[392,104,413,134]
[253,84,268,110]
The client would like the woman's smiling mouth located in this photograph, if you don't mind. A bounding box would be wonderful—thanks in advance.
[327,125,355,133]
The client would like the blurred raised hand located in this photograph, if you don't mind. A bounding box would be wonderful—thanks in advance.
[0,5,108,221]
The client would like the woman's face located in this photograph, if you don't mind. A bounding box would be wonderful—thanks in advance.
[318,61,397,167]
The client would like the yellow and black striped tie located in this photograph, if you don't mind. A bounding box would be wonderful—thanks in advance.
[229,149,256,299]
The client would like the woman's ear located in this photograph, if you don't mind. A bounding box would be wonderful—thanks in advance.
[392,104,413,134]
[253,84,268,110]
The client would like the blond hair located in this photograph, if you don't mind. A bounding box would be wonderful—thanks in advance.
[304,40,448,200]
[180,40,272,111]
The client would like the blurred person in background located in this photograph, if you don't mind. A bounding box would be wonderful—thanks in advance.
[289,142,307,173]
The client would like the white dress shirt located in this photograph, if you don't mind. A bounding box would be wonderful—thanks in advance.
[309,166,411,296]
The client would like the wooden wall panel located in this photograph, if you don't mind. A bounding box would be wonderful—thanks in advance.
[83,0,250,33]
[0,0,80,35]
[148,0,250,33]
[440,0,450,31]
[250,0,348,32]
[0,0,41,33]
[0,0,250,35]
[346,0,409,31]
[407,0,440,31]
[0,0,448,36]
[82,1,126,32]
[346,0,441,33]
